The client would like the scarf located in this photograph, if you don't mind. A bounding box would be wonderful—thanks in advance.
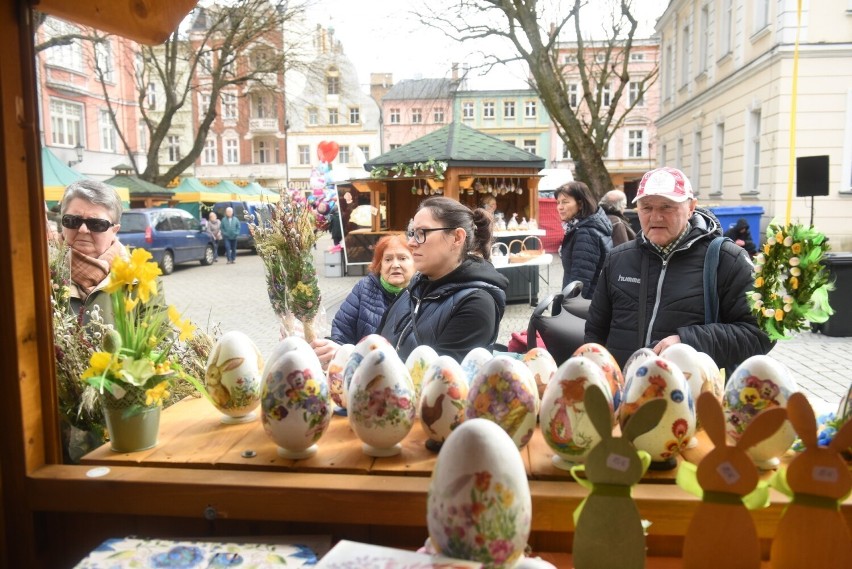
[71,240,122,298]
[380,276,404,295]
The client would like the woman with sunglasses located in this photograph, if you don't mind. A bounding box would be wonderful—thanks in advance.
[60,179,126,323]
[378,196,509,362]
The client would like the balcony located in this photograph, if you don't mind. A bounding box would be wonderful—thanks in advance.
[249,117,279,133]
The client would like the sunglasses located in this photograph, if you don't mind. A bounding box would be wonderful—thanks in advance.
[61,214,116,233]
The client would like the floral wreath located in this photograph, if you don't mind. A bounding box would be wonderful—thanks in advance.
[749,221,834,340]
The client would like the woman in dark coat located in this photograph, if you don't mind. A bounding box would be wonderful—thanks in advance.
[555,182,613,298]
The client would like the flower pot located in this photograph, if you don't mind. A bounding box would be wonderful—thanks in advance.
[100,389,161,453]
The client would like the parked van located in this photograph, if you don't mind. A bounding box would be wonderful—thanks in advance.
[211,201,274,250]
[119,208,215,274]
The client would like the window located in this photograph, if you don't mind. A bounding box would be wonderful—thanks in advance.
[298,145,310,165]
[252,94,272,118]
[721,0,733,56]
[504,101,516,118]
[221,92,237,120]
[747,109,762,192]
[358,144,370,161]
[167,135,181,162]
[349,107,360,124]
[630,52,645,61]
[137,120,147,153]
[503,139,516,147]
[595,53,606,63]
[712,122,725,194]
[250,47,273,71]
[255,139,272,164]
[628,81,643,106]
[660,143,667,166]
[433,107,444,123]
[628,130,644,158]
[94,39,114,82]
[339,145,350,164]
[567,84,578,108]
[564,54,578,64]
[99,109,116,152]
[50,99,83,147]
[224,138,239,164]
[147,83,157,110]
[411,108,422,123]
[699,5,710,73]
[601,84,611,107]
[199,93,211,116]
[462,102,474,119]
[389,144,401,150]
[327,74,340,95]
[523,139,537,154]
[681,23,691,87]
[308,108,318,125]
[562,143,571,160]
[199,50,213,74]
[46,19,83,71]
[389,108,400,124]
[676,138,684,169]
[328,108,339,125]
[754,0,770,33]
[482,102,495,119]
[524,101,537,118]
[691,130,702,196]
[202,138,217,165]
[664,43,674,100]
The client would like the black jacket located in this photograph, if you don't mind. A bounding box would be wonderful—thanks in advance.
[584,209,772,372]
[379,256,509,362]
[560,206,613,298]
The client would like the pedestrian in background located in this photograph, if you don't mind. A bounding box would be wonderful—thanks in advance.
[220,207,240,264]
[724,217,758,257]
[599,189,637,247]
[205,211,222,262]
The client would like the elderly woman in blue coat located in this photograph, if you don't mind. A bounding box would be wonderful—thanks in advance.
[311,234,414,367]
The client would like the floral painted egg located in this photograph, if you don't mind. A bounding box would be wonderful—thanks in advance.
[406,344,439,411]
[460,347,494,385]
[724,355,798,469]
[523,347,558,400]
[342,334,394,409]
[348,348,416,457]
[695,351,725,401]
[419,355,469,452]
[205,330,264,424]
[266,336,315,370]
[572,343,624,411]
[540,357,614,469]
[622,348,656,387]
[260,349,331,459]
[619,357,695,468]
[428,418,531,568]
[466,355,538,448]
[660,344,708,409]
[326,343,355,412]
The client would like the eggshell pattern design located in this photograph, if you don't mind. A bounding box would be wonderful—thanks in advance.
[540,357,613,469]
[261,350,331,459]
[724,354,797,469]
[428,418,531,568]
[419,356,468,450]
[348,349,416,457]
[205,330,264,424]
[619,357,695,463]
[572,343,624,410]
[326,343,355,410]
[460,347,494,385]
[406,344,439,411]
[342,334,393,408]
[466,356,537,448]
[523,347,558,400]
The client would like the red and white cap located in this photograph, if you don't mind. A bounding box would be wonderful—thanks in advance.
[633,167,695,203]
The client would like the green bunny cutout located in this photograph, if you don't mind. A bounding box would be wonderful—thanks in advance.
[570,384,666,569]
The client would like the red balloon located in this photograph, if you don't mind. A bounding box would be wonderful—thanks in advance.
[317,140,339,163]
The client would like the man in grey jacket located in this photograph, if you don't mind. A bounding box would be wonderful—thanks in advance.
[585,167,772,371]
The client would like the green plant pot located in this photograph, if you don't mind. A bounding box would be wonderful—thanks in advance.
[102,401,161,453]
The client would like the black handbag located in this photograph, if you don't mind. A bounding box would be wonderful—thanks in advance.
[526,280,591,365]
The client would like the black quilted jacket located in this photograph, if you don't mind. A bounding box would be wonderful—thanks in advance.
[559,206,613,298]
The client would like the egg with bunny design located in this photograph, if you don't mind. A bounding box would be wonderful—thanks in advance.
[326,343,355,413]
[571,385,666,569]
[681,392,787,569]
[769,392,852,569]
[419,355,468,452]
[205,330,264,424]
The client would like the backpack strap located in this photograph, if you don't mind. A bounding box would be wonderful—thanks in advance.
[703,236,728,324]
[637,252,649,347]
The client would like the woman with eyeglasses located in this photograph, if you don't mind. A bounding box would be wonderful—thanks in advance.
[555,182,613,299]
[378,196,509,362]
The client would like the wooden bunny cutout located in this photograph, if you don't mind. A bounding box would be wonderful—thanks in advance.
[570,384,666,569]
[682,391,786,569]
[770,391,852,569]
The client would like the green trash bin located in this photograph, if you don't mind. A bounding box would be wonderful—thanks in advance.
[815,252,852,337]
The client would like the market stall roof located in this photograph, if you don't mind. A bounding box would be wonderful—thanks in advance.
[42,147,129,204]
[172,177,232,203]
[104,165,174,199]
[364,122,546,170]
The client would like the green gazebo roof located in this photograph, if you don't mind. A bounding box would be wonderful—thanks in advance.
[103,174,174,197]
[41,147,84,187]
[365,122,546,170]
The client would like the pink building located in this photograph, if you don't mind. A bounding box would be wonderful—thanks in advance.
[380,76,459,153]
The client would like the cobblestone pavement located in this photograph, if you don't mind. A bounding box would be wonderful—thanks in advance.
[162,235,850,416]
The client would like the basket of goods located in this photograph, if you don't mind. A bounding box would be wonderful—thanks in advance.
[491,242,510,267]
[507,236,545,264]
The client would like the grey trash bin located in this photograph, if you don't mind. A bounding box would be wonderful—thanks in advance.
[815,252,852,337]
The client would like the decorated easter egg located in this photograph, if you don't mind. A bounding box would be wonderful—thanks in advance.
[466,355,538,448]
[572,343,624,410]
[326,343,355,411]
[695,351,725,401]
[724,355,798,469]
[428,418,531,568]
[342,334,394,408]
[540,357,614,469]
[619,357,695,467]
[622,347,656,387]
[406,344,439,410]
[260,349,331,459]
[266,336,315,370]
[348,348,416,457]
[660,343,707,408]
[419,355,469,452]
[460,347,494,385]
[523,347,558,399]
[205,330,264,424]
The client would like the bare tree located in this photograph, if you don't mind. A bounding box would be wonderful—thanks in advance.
[420,0,659,197]
[90,0,313,186]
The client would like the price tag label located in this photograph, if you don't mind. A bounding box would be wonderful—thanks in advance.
[813,466,838,483]
[717,461,740,485]
[607,453,630,472]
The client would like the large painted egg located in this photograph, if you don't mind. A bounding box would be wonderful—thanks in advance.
[406,344,439,412]
[348,348,416,457]
[695,351,725,401]
[466,355,538,448]
[260,349,331,459]
[660,344,708,409]
[419,355,468,452]
[523,347,558,400]
[619,357,695,467]
[205,330,264,424]
[622,348,656,386]
[572,343,624,410]
[724,355,797,469]
[540,357,614,469]
[326,343,355,411]
[342,334,394,409]
[266,336,315,369]
[428,418,531,568]
[460,347,494,385]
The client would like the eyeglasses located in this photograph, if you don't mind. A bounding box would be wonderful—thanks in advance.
[406,227,455,244]
[61,214,116,233]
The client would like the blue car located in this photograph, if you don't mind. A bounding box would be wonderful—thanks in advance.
[118,208,215,275]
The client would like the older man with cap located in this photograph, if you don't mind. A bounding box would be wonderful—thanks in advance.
[584,166,772,371]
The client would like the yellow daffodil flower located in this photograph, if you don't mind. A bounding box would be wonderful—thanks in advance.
[124,296,139,313]
[168,305,197,341]
[754,276,764,288]
[145,380,171,406]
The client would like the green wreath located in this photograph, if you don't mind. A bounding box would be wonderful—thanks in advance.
[749,221,834,340]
